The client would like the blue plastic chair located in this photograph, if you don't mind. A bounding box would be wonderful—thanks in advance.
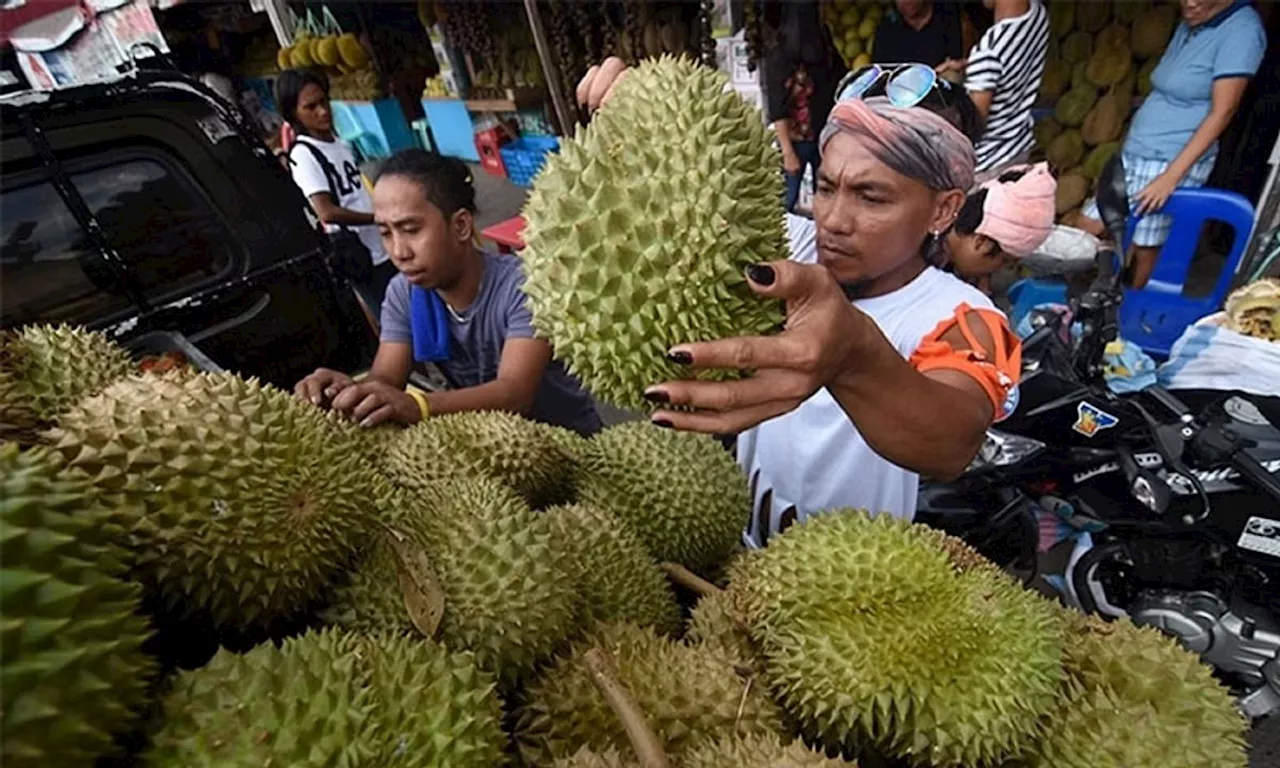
[1119,187,1255,358]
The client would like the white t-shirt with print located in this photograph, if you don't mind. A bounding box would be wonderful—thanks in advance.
[737,234,1000,549]
[288,135,389,266]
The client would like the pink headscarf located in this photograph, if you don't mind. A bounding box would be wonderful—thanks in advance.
[820,97,976,193]
[975,162,1057,257]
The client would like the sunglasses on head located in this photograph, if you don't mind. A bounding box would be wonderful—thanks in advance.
[835,62,951,109]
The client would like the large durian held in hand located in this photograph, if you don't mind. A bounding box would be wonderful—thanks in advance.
[520,55,788,411]
[0,324,133,445]
[44,371,380,631]
[1,442,155,768]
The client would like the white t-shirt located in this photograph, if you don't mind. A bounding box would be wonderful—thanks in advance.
[288,135,389,265]
[964,1,1050,172]
[738,236,999,549]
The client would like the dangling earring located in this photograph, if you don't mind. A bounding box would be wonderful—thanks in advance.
[926,230,944,265]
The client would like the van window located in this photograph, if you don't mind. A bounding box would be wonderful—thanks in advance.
[0,179,133,327]
[75,155,235,304]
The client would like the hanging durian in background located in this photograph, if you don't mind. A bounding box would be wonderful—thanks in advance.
[520,56,787,412]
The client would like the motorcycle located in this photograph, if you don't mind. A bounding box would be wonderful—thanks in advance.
[916,155,1280,720]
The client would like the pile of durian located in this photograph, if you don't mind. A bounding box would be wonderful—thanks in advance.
[1036,1,1178,220]
[0,323,1251,767]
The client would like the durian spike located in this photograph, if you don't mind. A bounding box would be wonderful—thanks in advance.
[658,562,720,598]
[584,647,672,768]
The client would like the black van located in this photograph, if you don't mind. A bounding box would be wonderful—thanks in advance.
[0,71,376,389]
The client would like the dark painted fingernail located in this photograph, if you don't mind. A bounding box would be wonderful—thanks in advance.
[667,350,693,365]
[643,389,669,404]
[746,263,776,286]
[652,418,674,429]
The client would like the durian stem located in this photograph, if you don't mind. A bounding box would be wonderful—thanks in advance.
[658,562,721,598]
[583,647,672,768]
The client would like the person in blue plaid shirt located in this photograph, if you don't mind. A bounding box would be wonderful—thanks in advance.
[1076,0,1266,289]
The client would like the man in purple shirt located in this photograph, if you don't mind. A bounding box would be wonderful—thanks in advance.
[294,150,600,435]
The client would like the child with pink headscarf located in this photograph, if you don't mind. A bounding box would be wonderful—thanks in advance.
[944,161,1057,294]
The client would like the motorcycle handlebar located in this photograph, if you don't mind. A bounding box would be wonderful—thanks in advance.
[1231,451,1280,501]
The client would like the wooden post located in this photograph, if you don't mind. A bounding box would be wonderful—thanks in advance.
[523,0,576,134]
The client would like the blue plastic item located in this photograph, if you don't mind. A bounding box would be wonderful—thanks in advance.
[422,99,480,162]
[331,99,415,158]
[1007,278,1068,328]
[499,136,560,188]
[1119,187,1255,359]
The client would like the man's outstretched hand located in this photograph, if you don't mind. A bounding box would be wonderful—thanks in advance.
[294,369,420,428]
[576,56,629,115]
[643,261,870,435]
[294,367,355,407]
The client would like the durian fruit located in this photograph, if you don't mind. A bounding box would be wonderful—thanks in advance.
[555,747,637,768]
[1061,30,1093,64]
[515,622,784,766]
[1021,613,1249,768]
[1096,23,1130,51]
[1038,59,1069,101]
[1132,3,1176,59]
[1054,86,1098,128]
[1048,2,1074,39]
[1047,130,1085,170]
[1033,117,1063,151]
[1056,173,1090,215]
[1083,141,1122,180]
[684,588,758,670]
[1082,87,1126,146]
[1070,59,1091,90]
[732,511,1062,767]
[520,56,787,412]
[576,421,750,574]
[1075,1,1111,33]
[1085,43,1132,88]
[546,503,683,636]
[0,324,132,445]
[1,443,154,768]
[682,734,858,767]
[1114,1,1147,25]
[45,372,380,630]
[326,476,581,685]
[383,410,579,508]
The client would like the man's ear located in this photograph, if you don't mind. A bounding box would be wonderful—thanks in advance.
[932,188,966,234]
[451,209,475,245]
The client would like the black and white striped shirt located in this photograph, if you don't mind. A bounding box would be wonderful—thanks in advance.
[964,1,1050,172]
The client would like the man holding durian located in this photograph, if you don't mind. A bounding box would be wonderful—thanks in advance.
[294,150,600,436]
[576,60,1020,546]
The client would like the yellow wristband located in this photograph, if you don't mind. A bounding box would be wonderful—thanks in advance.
[405,388,430,422]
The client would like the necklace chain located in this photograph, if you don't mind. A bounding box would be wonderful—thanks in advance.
[445,301,469,324]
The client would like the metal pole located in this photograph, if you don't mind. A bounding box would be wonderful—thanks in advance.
[523,0,576,134]
[264,0,293,49]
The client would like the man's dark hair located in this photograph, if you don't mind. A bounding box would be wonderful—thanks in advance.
[954,166,1030,235]
[274,69,329,131]
[377,149,478,216]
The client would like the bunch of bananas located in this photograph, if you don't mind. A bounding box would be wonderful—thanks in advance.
[423,75,452,99]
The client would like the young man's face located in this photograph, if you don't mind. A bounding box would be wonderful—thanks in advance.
[373,175,473,290]
[813,133,961,290]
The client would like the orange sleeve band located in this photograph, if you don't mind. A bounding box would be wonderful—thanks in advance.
[908,303,1022,418]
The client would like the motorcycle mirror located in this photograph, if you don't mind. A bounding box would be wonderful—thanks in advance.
[1095,154,1130,247]
[1118,447,1172,516]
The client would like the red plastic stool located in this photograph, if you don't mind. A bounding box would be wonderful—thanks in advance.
[482,215,526,254]
[474,126,508,178]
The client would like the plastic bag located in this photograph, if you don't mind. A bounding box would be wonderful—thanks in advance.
[1019,224,1099,277]
[1159,312,1280,397]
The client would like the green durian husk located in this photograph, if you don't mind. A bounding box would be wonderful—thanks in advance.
[733,511,1063,767]
[322,476,582,687]
[0,442,155,768]
[554,747,637,768]
[0,324,133,445]
[682,733,858,767]
[546,503,683,636]
[576,421,749,574]
[520,56,787,412]
[515,622,785,766]
[44,371,381,631]
[146,628,507,768]
[684,588,761,673]
[1021,612,1249,768]
[383,410,580,508]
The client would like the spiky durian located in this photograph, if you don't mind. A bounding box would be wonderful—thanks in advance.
[0,324,132,444]
[323,476,581,685]
[520,55,787,411]
[383,410,580,508]
[684,588,759,670]
[147,628,506,768]
[733,511,1062,767]
[683,734,858,767]
[1022,612,1248,768]
[554,747,637,768]
[44,371,380,630]
[546,503,682,636]
[515,622,784,766]
[576,421,749,573]
[0,443,154,768]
